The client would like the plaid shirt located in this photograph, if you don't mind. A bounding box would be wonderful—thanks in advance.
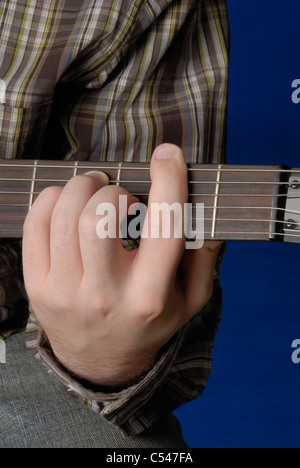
[0,0,229,435]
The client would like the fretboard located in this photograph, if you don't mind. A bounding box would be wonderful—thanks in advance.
[0,159,299,244]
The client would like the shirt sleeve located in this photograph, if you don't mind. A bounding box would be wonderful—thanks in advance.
[0,240,28,340]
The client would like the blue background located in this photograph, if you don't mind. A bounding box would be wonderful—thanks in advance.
[175,0,300,448]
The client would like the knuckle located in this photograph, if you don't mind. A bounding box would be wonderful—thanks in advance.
[55,175,93,206]
[25,285,44,304]
[79,212,98,239]
[51,293,75,315]
[52,210,78,236]
[23,186,61,235]
[91,295,111,318]
[23,212,45,236]
[77,293,112,325]
[137,292,167,321]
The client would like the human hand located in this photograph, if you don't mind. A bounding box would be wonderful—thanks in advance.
[23,144,222,387]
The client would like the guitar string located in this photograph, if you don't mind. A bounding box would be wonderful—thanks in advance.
[0,163,299,174]
[1,203,300,214]
[1,216,298,229]
[0,176,299,186]
[1,194,300,201]
[1,206,300,227]
[0,190,299,198]
[1,197,300,217]
[0,203,297,210]
[0,228,299,239]
[0,194,300,206]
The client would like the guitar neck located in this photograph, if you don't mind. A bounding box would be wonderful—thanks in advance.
[0,159,299,243]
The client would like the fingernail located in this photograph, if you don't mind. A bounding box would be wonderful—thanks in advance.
[84,171,109,184]
[155,144,178,160]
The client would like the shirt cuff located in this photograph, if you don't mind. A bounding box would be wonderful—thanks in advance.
[35,324,188,436]
[0,240,29,338]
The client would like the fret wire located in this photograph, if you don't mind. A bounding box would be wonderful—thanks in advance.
[28,161,38,211]
[211,164,222,239]
[116,162,123,187]
[73,161,79,177]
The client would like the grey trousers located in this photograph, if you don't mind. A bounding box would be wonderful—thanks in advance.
[0,333,188,448]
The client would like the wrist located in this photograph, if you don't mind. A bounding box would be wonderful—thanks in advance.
[60,359,156,392]
[49,340,157,389]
